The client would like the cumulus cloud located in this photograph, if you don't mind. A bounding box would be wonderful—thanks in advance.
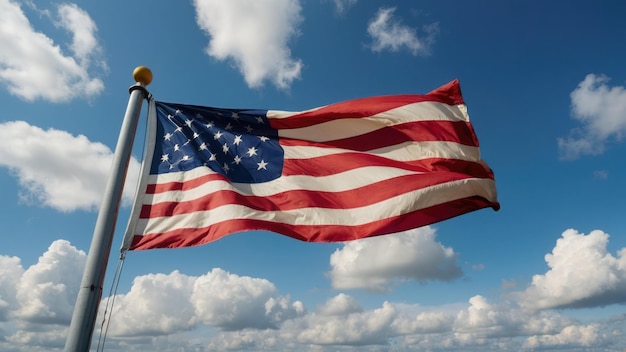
[0,256,23,321]
[105,268,305,337]
[558,74,626,159]
[0,121,140,212]
[316,293,362,316]
[0,0,105,102]
[14,241,85,324]
[328,227,462,292]
[0,240,84,350]
[367,7,438,56]
[524,324,607,350]
[192,0,303,89]
[519,229,626,310]
[2,232,625,351]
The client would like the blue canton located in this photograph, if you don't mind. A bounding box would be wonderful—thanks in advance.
[152,101,284,183]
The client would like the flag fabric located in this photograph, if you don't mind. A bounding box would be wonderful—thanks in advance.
[122,80,499,251]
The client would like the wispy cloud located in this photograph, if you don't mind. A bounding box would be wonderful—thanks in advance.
[192,0,303,90]
[367,7,438,56]
[559,74,626,160]
[328,0,357,14]
[0,1,106,102]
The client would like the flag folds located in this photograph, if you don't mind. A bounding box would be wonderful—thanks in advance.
[122,80,499,251]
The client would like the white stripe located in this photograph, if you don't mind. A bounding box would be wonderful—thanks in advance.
[134,178,497,235]
[275,102,468,142]
[147,165,422,204]
[283,141,480,162]
[267,102,468,122]
[144,139,480,186]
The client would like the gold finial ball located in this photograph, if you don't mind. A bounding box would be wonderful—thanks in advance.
[133,66,152,86]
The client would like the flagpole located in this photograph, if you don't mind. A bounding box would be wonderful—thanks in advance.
[64,66,152,352]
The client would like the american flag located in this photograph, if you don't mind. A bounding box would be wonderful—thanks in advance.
[122,80,499,250]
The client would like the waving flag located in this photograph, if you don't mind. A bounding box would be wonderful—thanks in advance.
[122,80,499,250]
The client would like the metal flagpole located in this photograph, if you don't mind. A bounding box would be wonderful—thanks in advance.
[64,66,152,352]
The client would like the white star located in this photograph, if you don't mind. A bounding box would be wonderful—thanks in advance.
[257,159,268,170]
[233,155,242,164]
[164,133,172,141]
[175,126,183,133]
[245,125,253,133]
[174,144,180,151]
[233,135,243,145]
[199,142,207,151]
[209,153,217,161]
[256,116,264,124]
[185,119,193,127]
[182,155,190,161]
[175,109,182,114]
[222,143,229,153]
[206,121,214,128]
[193,132,200,139]
[259,136,269,142]
[214,131,223,139]
[223,163,230,173]
[247,147,258,157]
[161,154,169,162]
[225,123,233,130]
[231,112,239,119]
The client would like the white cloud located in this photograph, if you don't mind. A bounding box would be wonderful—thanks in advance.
[14,240,85,324]
[328,227,462,292]
[519,229,626,309]
[0,121,140,212]
[57,3,105,71]
[1,234,625,351]
[524,324,606,350]
[558,74,626,159]
[0,256,23,321]
[316,293,362,316]
[105,268,305,337]
[367,7,438,56]
[0,240,84,351]
[192,0,303,89]
[0,0,105,102]
[296,301,397,345]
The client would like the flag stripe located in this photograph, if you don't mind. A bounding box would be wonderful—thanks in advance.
[279,120,478,150]
[141,172,484,218]
[272,102,469,140]
[145,157,492,195]
[145,159,493,203]
[267,90,465,128]
[129,196,491,249]
[134,178,496,236]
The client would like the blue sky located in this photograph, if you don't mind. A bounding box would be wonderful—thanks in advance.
[1,0,626,351]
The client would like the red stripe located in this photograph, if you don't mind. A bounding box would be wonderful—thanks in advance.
[282,155,492,178]
[147,173,226,194]
[141,172,483,218]
[280,121,479,150]
[269,80,463,130]
[129,195,495,250]
[146,157,493,195]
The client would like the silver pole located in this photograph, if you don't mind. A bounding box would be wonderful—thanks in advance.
[64,67,152,352]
